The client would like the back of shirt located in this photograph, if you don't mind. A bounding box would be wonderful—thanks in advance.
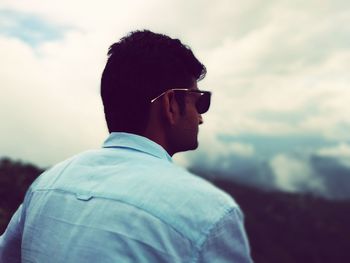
[0,133,253,262]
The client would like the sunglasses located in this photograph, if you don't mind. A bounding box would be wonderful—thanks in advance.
[150,88,212,114]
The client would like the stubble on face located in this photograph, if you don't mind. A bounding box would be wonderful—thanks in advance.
[170,81,202,154]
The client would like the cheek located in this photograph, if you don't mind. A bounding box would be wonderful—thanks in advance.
[185,110,199,127]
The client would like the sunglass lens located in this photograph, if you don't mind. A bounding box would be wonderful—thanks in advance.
[196,93,211,114]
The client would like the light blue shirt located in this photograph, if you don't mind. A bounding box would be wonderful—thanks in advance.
[0,132,253,262]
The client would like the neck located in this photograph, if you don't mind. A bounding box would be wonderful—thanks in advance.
[142,119,174,156]
[142,129,174,156]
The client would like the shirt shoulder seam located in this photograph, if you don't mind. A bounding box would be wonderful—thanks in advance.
[191,206,239,262]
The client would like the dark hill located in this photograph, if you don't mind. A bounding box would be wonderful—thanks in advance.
[213,178,350,263]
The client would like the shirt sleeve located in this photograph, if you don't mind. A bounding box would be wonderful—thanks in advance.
[0,178,37,263]
[196,207,254,263]
[0,204,24,263]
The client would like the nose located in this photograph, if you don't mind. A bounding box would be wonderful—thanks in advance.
[198,114,203,125]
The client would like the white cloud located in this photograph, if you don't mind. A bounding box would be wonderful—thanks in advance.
[269,153,325,193]
[316,143,350,168]
[173,129,255,176]
[318,143,350,157]
[0,34,107,166]
[1,0,350,168]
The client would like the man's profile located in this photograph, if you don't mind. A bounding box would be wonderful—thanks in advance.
[0,30,253,262]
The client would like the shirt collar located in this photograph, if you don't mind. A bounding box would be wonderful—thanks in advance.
[102,132,173,162]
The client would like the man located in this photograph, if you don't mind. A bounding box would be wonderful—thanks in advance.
[0,30,253,262]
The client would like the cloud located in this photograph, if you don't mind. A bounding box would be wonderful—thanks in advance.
[310,154,350,200]
[195,1,350,142]
[0,9,67,47]
[269,153,325,193]
[174,130,256,178]
[182,134,350,199]
[0,0,350,201]
[174,130,280,190]
[0,32,107,166]
[316,143,350,168]
[317,143,350,158]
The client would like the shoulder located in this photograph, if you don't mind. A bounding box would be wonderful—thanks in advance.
[135,162,241,244]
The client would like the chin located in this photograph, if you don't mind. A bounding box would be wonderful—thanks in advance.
[173,142,198,154]
[172,135,199,153]
[193,140,199,149]
[186,140,199,151]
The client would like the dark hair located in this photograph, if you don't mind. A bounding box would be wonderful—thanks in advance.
[101,30,206,134]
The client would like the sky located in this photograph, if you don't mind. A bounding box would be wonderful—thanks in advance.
[1,0,350,199]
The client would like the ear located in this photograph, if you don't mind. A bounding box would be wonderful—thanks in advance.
[161,90,179,125]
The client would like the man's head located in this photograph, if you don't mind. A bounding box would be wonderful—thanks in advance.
[101,30,209,155]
